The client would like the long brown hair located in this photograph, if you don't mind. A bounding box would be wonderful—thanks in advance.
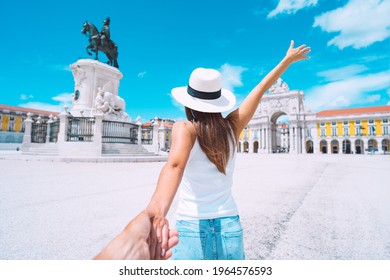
[185,107,237,174]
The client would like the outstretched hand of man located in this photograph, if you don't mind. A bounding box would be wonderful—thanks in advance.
[94,211,178,260]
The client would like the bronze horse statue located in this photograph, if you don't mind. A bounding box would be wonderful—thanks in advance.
[81,20,119,68]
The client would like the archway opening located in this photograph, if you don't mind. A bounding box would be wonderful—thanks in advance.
[355,139,364,154]
[270,112,289,153]
[342,139,351,154]
[243,141,249,153]
[382,139,390,152]
[331,140,339,154]
[306,140,313,153]
[368,139,378,153]
[320,140,327,154]
[253,141,259,153]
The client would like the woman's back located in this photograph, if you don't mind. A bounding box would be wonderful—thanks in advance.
[176,136,238,220]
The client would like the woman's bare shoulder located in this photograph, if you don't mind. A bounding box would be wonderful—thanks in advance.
[173,120,196,134]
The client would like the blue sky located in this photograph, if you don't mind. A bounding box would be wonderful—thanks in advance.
[1,0,389,121]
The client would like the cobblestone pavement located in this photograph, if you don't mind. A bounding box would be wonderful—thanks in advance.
[0,153,389,259]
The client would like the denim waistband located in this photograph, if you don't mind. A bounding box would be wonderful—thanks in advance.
[176,215,240,232]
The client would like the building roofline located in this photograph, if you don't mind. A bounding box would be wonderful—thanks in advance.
[0,104,59,116]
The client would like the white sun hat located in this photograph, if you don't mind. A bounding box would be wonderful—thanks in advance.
[171,68,236,113]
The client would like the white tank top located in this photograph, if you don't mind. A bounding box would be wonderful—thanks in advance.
[176,138,238,220]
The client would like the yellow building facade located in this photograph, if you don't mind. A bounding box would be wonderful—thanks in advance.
[0,104,57,149]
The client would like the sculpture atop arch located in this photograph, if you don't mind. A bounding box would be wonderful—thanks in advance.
[268,78,289,94]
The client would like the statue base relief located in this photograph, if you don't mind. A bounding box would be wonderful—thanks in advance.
[70,59,123,117]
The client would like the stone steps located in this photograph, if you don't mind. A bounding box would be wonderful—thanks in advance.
[22,144,59,155]
[102,143,156,156]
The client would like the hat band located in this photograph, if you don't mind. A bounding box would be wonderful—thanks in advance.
[187,85,221,100]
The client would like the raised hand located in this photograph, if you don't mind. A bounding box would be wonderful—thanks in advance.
[285,40,311,63]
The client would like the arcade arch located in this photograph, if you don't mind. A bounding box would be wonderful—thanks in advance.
[368,139,378,152]
[355,139,364,154]
[320,140,327,154]
[253,141,259,153]
[382,139,390,151]
[342,139,351,154]
[331,140,339,154]
[306,140,313,153]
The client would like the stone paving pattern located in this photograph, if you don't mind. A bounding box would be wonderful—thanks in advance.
[0,152,389,259]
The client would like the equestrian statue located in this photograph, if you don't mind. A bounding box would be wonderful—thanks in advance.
[81,17,119,68]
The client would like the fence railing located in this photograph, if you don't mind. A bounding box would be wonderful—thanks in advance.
[67,117,95,142]
[102,120,138,144]
[49,121,59,143]
[31,123,47,143]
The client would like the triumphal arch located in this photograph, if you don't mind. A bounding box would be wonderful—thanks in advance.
[239,78,317,154]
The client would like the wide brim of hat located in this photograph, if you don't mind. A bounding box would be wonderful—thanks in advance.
[171,86,236,113]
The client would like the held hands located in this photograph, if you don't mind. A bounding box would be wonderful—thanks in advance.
[149,214,171,259]
[93,211,178,260]
[285,40,311,63]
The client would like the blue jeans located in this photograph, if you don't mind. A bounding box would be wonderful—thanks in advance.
[171,215,245,260]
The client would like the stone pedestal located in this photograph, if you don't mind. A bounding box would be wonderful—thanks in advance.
[70,59,123,117]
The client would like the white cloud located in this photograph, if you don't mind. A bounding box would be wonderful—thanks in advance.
[18,102,64,113]
[50,64,72,72]
[52,93,73,103]
[137,71,147,78]
[305,70,389,111]
[317,64,368,82]
[313,0,390,49]
[18,93,73,113]
[365,94,381,103]
[19,94,34,100]
[268,0,318,18]
[219,63,247,91]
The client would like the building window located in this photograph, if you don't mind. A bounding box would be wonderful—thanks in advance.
[355,120,361,125]
[343,127,349,136]
[368,119,374,124]
[320,128,326,137]
[383,119,389,124]
[355,126,362,136]
[320,122,325,127]
[8,122,14,131]
[306,129,311,137]
[244,127,248,139]
[369,126,376,136]
[9,116,15,121]
[343,121,348,125]
[383,126,388,135]
[332,128,337,136]
[331,122,336,126]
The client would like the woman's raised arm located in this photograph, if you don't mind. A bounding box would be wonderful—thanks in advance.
[229,40,310,136]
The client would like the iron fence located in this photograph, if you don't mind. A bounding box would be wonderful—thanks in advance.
[102,120,138,144]
[49,121,59,143]
[31,123,47,143]
[67,117,95,142]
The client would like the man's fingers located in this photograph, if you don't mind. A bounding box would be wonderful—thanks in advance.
[149,226,157,258]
